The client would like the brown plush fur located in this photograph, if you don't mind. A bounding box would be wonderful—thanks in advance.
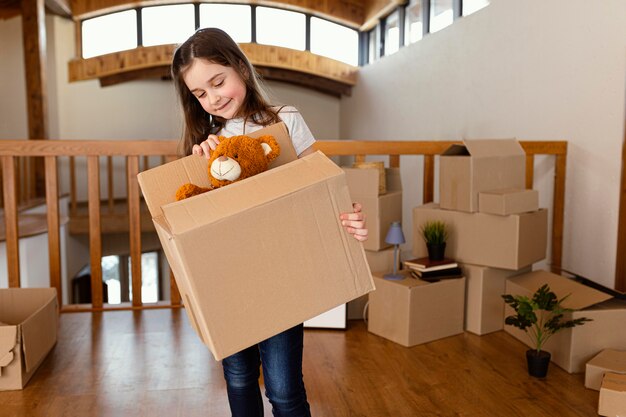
[175,134,280,201]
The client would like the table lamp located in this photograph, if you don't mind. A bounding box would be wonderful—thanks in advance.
[384,221,405,280]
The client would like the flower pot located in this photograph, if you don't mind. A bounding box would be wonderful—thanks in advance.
[526,349,551,378]
[426,242,446,261]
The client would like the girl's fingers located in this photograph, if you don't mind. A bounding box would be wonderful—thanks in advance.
[340,211,365,221]
[352,202,363,213]
[341,220,366,230]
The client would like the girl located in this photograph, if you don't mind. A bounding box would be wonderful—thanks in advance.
[171,28,368,417]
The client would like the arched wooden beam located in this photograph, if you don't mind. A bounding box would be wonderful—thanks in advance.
[69,43,358,96]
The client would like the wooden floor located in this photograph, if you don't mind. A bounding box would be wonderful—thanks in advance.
[0,309,599,417]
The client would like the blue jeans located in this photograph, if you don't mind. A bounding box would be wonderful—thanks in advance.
[222,324,311,417]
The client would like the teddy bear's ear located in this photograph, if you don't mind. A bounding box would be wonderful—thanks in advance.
[258,135,280,162]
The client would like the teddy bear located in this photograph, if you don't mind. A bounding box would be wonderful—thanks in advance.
[175,134,281,201]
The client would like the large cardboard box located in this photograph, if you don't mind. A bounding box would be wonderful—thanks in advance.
[440,139,526,213]
[348,248,398,320]
[0,288,58,391]
[463,264,531,335]
[368,271,465,347]
[504,270,626,373]
[343,167,402,251]
[138,123,374,360]
[478,188,539,216]
[599,372,626,417]
[413,203,547,270]
[586,349,626,391]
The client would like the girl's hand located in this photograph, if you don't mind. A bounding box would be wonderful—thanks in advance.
[340,202,368,242]
[192,134,220,159]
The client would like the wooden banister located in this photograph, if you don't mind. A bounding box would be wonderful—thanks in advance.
[0,138,567,311]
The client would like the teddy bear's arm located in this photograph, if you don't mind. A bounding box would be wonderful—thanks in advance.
[175,183,212,201]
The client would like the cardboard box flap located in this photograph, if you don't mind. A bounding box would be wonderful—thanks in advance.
[0,326,17,368]
[463,139,524,158]
[602,372,626,392]
[20,290,57,372]
[163,151,345,235]
[138,122,297,220]
[138,156,210,219]
[508,270,612,310]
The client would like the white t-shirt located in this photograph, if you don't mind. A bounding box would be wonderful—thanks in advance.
[217,106,316,156]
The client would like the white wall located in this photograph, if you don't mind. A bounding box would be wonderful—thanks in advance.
[340,0,626,288]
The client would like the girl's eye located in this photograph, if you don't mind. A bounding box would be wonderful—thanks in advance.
[196,92,205,99]
[214,80,224,87]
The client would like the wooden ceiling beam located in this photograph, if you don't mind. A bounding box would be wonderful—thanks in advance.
[69,43,357,96]
[22,0,48,196]
[45,0,71,17]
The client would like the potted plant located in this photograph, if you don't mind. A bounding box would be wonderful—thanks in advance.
[502,284,592,378]
[420,220,448,261]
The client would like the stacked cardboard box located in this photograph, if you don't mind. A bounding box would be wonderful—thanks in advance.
[343,166,402,319]
[413,139,547,335]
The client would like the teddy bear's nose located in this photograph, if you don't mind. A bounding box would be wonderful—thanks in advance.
[217,156,229,162]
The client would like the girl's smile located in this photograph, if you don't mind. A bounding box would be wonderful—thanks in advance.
[183,59,247,120]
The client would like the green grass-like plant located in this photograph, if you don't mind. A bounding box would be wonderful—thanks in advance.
[502,284,592,353]
[420,220,448,245]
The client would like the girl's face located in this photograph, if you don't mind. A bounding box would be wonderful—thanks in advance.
[183,59,247,120]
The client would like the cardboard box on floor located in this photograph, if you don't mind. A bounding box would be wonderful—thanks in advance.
[413,203,547,270]
[368,271,465,347]
[504,270,626,373]
[478,188,539,216]
[439,139,526,213]
[343,167,402,251]
[599,372,626,417]
[138,123,374,361]
[463,264,531,335]
[586,349,626,391]
[348,248,399,320]
[0,288,58,391]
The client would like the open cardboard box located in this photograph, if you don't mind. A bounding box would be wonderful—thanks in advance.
[342,167,402,251]
[440,139,526,213]
[368,271,465,347]
[138,123,374,360]
[504,270,626,373]
[0,288,58,391]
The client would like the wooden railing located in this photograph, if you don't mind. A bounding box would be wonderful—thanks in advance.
[0,139,567,312]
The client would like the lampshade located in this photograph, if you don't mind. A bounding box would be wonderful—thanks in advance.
[385,221,405,245]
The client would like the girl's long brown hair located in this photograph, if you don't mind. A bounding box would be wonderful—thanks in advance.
[171,28,281,155]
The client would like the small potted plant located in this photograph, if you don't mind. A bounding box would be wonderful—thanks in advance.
[502,284,591,378]
[420,220,448,261]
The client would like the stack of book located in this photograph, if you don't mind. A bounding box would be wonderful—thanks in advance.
[403,257,463,282]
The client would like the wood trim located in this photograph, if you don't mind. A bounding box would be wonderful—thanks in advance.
[1,156,20,287]
[68,44,357,91]
[87,156,103,308]
[45,156,62,305]
[0,139,178,156]
[71,0,365,27]
[45,0,71,17]
[107,156,114,213]
[525,155,534,189]
[127,155,142,306]
[423,154,434,203]
[361,0,405,31]
[616,119,626,291]
[551,152,567,273]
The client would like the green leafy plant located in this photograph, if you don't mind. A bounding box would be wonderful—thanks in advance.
[420,220,448,245]
[502,284,592,353]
